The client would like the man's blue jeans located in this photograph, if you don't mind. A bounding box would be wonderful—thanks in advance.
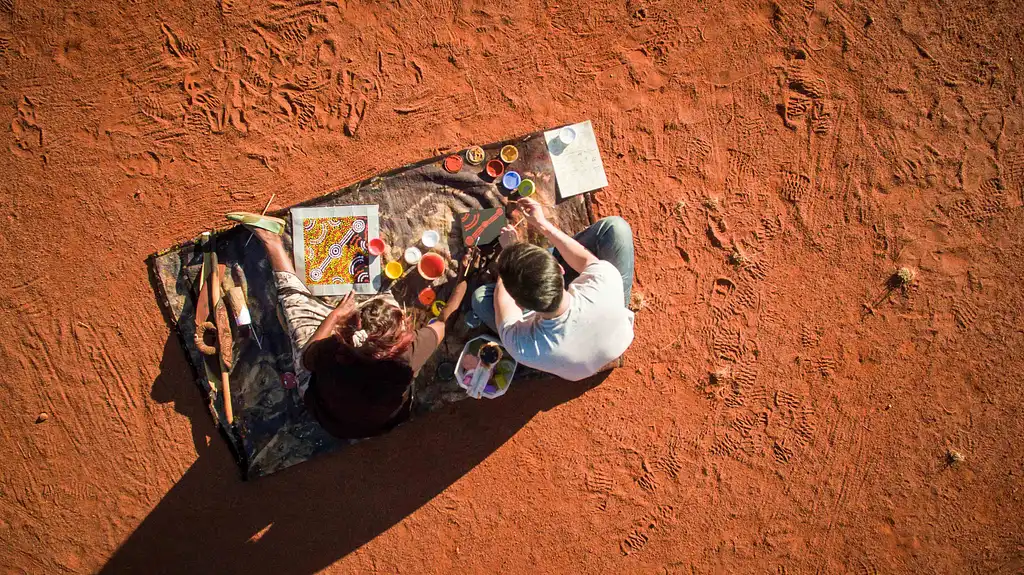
[470,216,635,332]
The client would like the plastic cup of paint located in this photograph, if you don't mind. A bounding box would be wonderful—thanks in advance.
[368,237,386,256]
[418,287,436,306]
[404,246,422,265]
[486,159,505,179]
[443,154,464,173]
[559,126,577,146]
[465,146,485,165]
[384,261,404,280]
[502,170,522,191]
[421,229,440,248]
[418,252,447,280]
[431,299,447,317]
[518,178,536,197]
[500,145,519,163]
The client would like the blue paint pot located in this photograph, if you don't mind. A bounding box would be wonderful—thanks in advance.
[502,170,521,191]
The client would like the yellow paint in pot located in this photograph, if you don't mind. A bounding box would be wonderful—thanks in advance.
[384,261,404,280]
[500,145,519,163]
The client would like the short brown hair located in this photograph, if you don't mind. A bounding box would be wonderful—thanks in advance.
[498,243,564,313]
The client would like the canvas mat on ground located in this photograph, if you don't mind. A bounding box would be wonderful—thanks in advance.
[150,126,599,479]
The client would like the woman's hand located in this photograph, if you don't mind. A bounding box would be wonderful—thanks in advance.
[498,224,519,248]
[458,247,480,279]
[330,292,356,319]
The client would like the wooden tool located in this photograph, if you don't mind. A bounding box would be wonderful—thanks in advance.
[209,241,235,425]
[194,233,217,356]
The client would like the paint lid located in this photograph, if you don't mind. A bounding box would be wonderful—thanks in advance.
[518,178,536,197]
[443,154,464,173]
[436,361,456,381]
[431,299,447,317]
[486,159,505,178]
[502,170,521,191]
[559,126,577,145]
[500,145,519,163]
[421,229,440,248]
[465,146,485,165]
[404,246,422,264]
[418,287,436,306]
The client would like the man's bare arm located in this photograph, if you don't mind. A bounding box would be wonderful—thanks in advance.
[518,197,597,274]
[493,277,522,329]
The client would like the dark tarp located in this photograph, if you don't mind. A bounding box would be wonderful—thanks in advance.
[149,127,596,479]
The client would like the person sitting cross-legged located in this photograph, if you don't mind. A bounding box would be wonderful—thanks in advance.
[235,214,475,439]
[470,197,635,381]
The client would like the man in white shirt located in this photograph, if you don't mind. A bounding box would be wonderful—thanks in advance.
[470,198,635,381]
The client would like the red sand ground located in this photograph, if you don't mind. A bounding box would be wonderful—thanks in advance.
[2,0,1024,573]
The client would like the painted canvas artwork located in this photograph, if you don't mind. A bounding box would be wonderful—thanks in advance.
[458,207,506,246]
[291,205,381,295]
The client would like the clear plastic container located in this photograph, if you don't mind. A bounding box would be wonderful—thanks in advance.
[455,335,517,399]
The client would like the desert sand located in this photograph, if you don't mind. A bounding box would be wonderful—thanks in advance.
[2,0,1023,573]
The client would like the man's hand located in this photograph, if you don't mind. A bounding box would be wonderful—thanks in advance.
[517,197,549,229]
[498,224,519,248]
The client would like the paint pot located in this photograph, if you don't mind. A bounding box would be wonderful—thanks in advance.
[559,126,577,146]
[518,178,536,197]
[404,246,422,265]
[436,361,456,381]
[485,159,505,179]
[431,299,447,317]
[418,287,436,306]
[502,170,521,191]
[418,252,447,280]
[500,145,519,163]
[368,237,386,256]
[281,372,298,390]
[421,229,440,248]
[384,261,404,280]
[465,146,485,165]
[464,311,482,328]
[443,154,464,173]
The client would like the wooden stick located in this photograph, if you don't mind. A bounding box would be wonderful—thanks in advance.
[244,193,277,247]
[209,248,234,425]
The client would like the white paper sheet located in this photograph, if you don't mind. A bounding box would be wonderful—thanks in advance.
[544,120,608,199]
[291,205,381,295]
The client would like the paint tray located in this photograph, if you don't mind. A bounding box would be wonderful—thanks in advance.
[455,335,517,399]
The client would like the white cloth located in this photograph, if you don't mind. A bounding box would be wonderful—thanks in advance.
[498,261,634,381]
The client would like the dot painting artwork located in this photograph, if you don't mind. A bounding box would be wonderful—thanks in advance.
[291,205,382,295]
[303,216,369,284]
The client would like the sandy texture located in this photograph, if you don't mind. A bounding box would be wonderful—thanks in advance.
[2,0,1023,573]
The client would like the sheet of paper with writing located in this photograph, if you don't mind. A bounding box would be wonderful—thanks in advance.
[544,120,608,199]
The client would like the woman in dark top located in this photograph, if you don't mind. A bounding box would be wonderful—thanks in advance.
[238,213,473,439]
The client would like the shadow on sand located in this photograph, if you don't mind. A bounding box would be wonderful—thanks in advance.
[100,334,605,575]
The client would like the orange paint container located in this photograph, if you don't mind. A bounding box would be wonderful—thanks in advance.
[418,252,447,280]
